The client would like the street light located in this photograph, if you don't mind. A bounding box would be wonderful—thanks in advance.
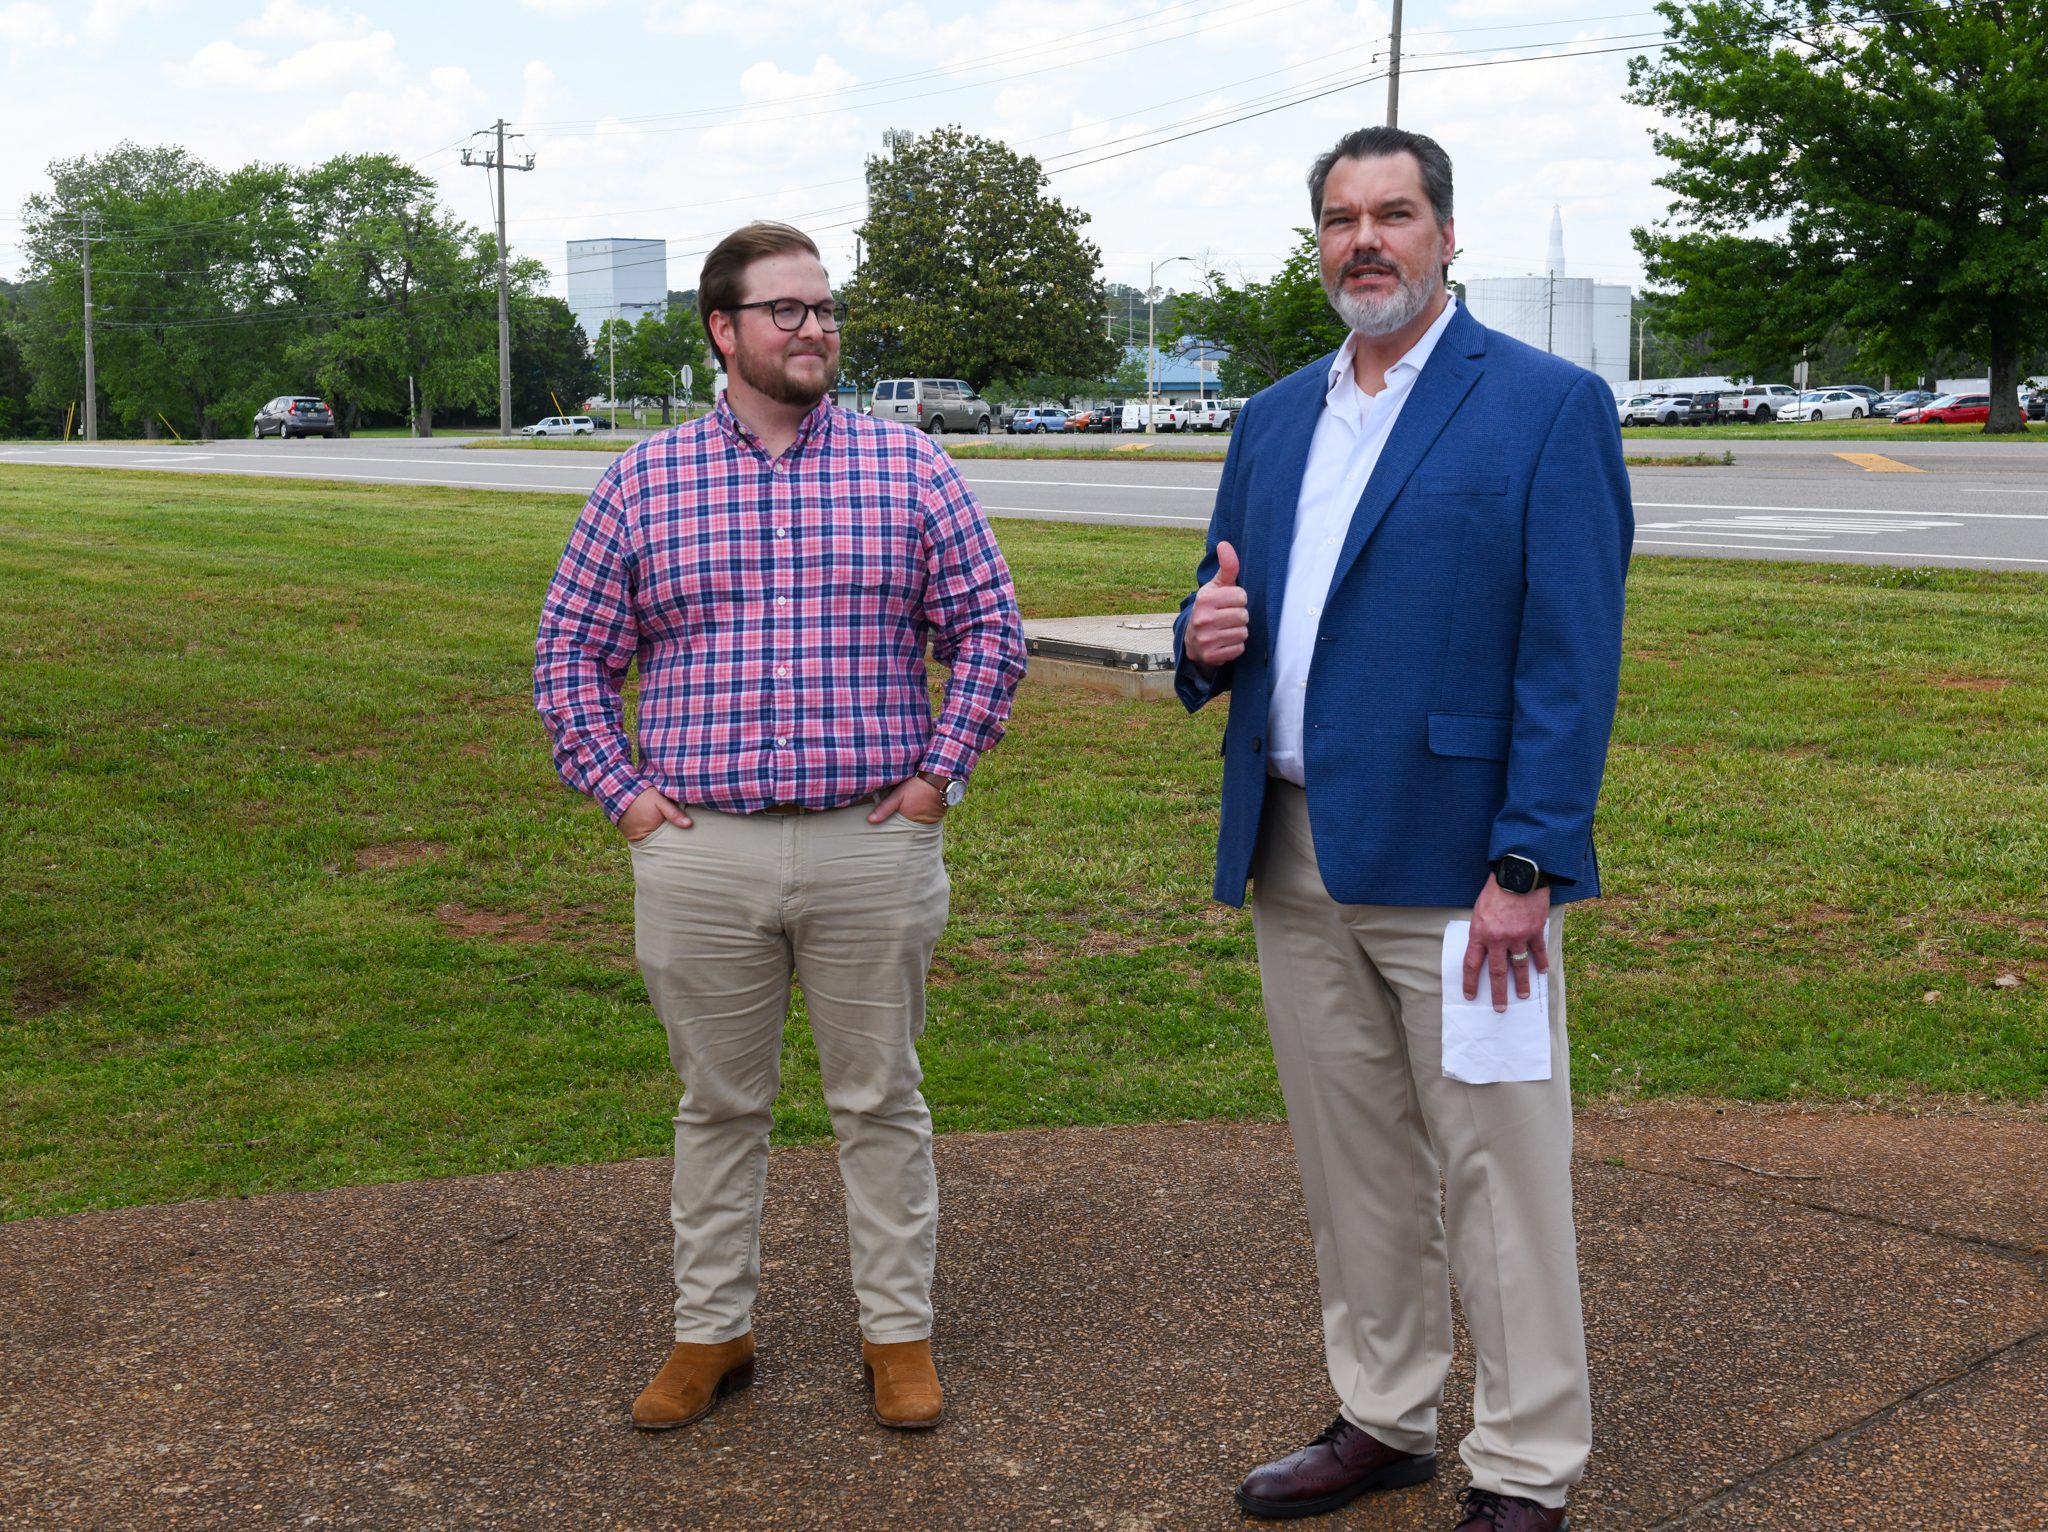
[1146,255,1198,434]
[607,300,660,431]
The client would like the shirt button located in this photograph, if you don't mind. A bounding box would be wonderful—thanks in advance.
[775,596,787,606]
[775,736,789,747]
[1308,605,1319,617]
[776,665,789,677]
[1326,536,1337,546]
[775,527,788,539]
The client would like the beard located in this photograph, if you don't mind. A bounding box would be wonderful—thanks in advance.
[1324,247,1441,337]
[732,341,838,408]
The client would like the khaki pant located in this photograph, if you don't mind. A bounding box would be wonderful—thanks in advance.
[629,802,950,1346]
[1251,782,1590,1506]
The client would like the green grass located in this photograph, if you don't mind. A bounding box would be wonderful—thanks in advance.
[1623,418,2037,442]
[2,466,2045,1220]
[947,443,1229,460]
[1625,452,1733,467]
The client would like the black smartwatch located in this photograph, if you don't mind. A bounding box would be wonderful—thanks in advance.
[1490,854,1549,895]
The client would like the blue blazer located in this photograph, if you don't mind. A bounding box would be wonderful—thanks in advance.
[1174,305,1632,909]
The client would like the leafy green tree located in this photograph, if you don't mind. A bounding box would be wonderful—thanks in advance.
[1630,0,2048,432]
[510,295,600,425]
[613,305,711,421]
[305,194,499,435]
[15,143,300,437]
[842,127,1117,392]
[1171,229,1348,395]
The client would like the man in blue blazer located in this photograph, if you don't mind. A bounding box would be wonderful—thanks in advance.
[1175,128,1631,1529]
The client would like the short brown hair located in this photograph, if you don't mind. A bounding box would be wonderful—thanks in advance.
[697,221,822,366]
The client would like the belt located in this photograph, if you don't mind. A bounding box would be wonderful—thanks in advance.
[757,792,882,817]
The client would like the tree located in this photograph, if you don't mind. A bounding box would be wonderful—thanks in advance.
[1629,0,2048,433]
[613,305,711,421]
[1171,229,1349,395]
[842,127,1117,392]
[510,295,600,425]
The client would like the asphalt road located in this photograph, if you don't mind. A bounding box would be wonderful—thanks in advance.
[8,434,2048,571]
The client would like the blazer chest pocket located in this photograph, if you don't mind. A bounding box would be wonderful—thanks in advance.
[1417,473,1509,496]
[1428,711,1511,761]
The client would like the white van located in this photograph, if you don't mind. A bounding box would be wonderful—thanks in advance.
[1121,401,1194,432]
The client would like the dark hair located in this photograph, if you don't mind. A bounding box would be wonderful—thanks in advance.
[697,222,822,366]
[1307,127,1454,228]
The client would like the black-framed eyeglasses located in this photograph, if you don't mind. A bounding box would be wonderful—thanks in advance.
[726,298,847,333]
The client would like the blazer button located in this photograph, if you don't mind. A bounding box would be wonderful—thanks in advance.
[1252,736,1263,752]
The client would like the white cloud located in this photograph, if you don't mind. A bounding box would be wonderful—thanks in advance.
[238,0,368,40]
[83,0,172,46]
[522,0,608,11]
[165,31,405,93]
[0,2,60,53]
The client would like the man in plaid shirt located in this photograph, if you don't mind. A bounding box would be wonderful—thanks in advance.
[534,221,1026,1434]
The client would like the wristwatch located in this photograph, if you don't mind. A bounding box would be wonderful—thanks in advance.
[1491,854,1549,895]
[918,771,967,808]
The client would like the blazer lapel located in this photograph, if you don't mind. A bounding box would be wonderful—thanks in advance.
[1254,364,1331,654]
[1324,309,1487,600]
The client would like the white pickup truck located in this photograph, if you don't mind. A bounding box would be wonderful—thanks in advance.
[1120,402,1184,432]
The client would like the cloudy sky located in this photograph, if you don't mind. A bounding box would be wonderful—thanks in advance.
[0,0,1675,300]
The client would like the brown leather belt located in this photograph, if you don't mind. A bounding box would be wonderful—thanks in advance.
[758,793,881,817]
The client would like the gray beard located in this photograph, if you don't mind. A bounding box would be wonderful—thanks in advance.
[1327,265,1438,338]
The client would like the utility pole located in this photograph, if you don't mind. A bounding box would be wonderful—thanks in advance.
[1636,313,1649,384]
[1146,255,1195,434]
[1386,0,1403,129]
[463,122,536,436]
[80,211,97,443]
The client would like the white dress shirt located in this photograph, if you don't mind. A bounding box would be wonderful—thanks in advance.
[1266,298,1460,787]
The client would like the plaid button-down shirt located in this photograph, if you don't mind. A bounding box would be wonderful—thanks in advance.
[534,396,1026,821]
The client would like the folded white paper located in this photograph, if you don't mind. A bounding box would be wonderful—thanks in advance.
[1439,919,1552,1085]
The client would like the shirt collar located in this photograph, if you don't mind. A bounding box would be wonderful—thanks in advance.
[712,392,836,461]
[1325,295,1460,413]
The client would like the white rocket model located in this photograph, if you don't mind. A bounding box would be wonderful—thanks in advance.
[1546,205,1566,279]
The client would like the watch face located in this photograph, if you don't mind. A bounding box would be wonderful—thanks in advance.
[944,780,967,807]
[1498,857,1537,894]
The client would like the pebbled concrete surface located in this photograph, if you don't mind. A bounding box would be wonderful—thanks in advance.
[2,1114,2043,1530]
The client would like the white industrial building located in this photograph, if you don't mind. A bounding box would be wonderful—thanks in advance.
[566,238,668,344]
[1460,209,1632,390]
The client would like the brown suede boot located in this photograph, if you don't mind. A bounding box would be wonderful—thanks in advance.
[631,1333,756,1430]
[861,1338,943,1429]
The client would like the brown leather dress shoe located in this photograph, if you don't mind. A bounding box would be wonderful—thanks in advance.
[861,1338,943,1429]
[630,1333,756,1430]
[1235,1415,1436,1518]
[1452,1487,1569,1530]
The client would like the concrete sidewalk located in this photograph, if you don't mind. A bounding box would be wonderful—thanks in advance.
[3,1108,2043,1530]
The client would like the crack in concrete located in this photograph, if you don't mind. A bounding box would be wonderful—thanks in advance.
[1574,1152,2048,1263]
[1641,1324,2048,1527]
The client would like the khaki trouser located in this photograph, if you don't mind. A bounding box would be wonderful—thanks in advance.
[1251,781,1590,1506]
[629,801,950,1346]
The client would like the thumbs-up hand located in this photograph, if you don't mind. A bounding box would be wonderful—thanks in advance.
[1185,540,1250,671]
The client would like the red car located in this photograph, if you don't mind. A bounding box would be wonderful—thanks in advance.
[1904,393,1989,424]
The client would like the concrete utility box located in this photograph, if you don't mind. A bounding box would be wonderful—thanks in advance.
[1021,613,1179,701]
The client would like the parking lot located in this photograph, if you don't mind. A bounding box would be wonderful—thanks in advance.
[7,433,2048,570]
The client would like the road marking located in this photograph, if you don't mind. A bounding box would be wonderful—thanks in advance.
[1635,538,2048,565]
[1638,515,1962,539]
[961,476,1219,494]
[979,504,1209,526]
[1833,452,1926,472]
[1636,499,2048,522]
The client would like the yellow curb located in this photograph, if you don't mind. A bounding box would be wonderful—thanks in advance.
[1834,452,1926,473]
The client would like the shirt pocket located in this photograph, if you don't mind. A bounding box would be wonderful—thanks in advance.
[1416,473,1510,497]
[1427,710,1512,761]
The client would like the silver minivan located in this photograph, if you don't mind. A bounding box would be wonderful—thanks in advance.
[868,379,993,435]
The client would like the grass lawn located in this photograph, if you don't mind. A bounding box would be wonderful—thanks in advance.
[3,466,2045,1220]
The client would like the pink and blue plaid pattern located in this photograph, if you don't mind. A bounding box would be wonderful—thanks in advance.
[534,396,1026,821]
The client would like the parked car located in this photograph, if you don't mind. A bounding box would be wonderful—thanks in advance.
[1086,400,1125,432]
[1622,394,1688,426]
[1873,389,1933,418]
[1181,402,1235,431]
[1615,393,1660,425]
[1833,384,1881,407]
[1789,389,1869,421]
[1124,401,1199,431]
[1911,392,1991,425]
[869,377,994,434]
[1008,406,1072,434]
[1891,394,1951,425]
[2027,390,2048,422]
[1719,384,1800,422]
[522,415,595,437]
[252,395,335,439]
[1681,391,1724,426]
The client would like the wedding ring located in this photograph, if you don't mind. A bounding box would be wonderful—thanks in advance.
[1507,949,1530,962]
